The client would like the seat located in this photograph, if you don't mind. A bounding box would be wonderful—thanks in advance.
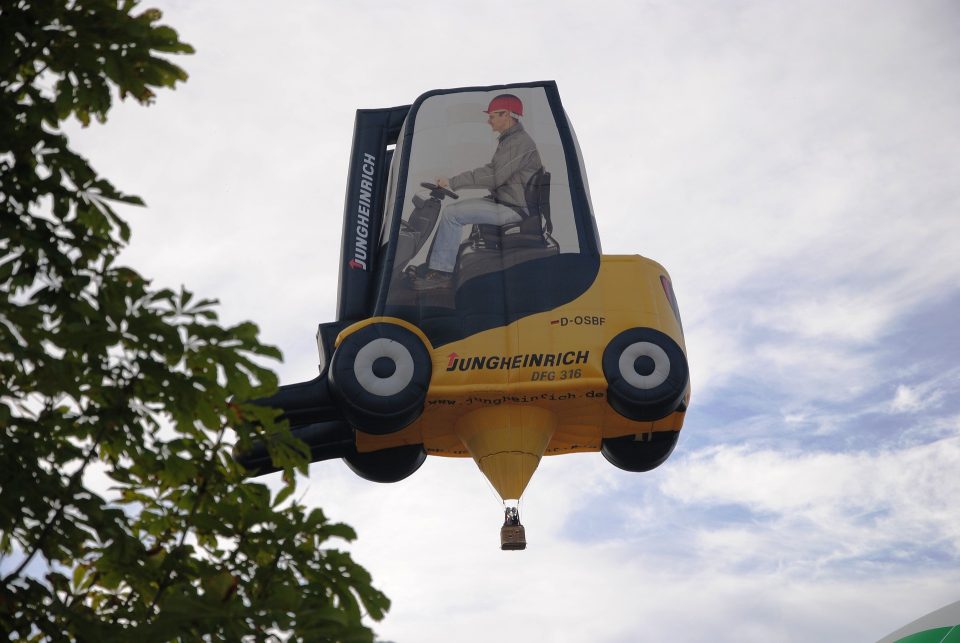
[471,169,553,251]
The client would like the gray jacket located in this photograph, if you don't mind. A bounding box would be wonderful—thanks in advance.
[449,122,542,211]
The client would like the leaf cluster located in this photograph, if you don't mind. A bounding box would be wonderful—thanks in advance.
[1,2,389,640]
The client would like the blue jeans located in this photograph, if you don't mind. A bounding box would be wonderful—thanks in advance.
[428,198,522,273]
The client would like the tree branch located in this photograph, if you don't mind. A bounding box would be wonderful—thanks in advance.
[1,420,108,587]
[145,425,226,617]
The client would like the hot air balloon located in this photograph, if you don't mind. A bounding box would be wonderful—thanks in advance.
[237,81,691,550]
[877,600,960,643]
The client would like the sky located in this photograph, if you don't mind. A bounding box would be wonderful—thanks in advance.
[64,0,960,641]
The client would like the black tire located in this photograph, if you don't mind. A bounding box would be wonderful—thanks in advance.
[601,432,679,472]
[603,327,688,422]
[344,444,427,483]
[328,323,431,434]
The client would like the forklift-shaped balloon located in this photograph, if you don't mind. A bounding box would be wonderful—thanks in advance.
[238,82,691,550]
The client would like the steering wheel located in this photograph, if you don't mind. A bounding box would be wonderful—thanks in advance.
[420,182,459,200]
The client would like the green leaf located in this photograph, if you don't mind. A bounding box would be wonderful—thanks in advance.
[271,482,295,509]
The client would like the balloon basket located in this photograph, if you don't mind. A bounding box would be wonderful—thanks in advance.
[500,524,527,550]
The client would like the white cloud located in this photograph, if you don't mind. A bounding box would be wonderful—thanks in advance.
[891,384,925,413]
[888,372,955,415]
[752,292,897,345]
[660,436,960,568]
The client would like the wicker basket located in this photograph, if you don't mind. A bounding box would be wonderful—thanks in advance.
[500,524,527,550]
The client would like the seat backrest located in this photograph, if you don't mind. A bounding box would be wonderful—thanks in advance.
[524,169,552,234]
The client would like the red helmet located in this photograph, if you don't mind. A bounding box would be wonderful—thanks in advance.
[484,94,523,117]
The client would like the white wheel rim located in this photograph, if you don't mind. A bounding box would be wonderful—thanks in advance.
[618,341,670,390]
[354,338,416,397]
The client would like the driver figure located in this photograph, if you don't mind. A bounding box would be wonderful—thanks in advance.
[411,94,543,291]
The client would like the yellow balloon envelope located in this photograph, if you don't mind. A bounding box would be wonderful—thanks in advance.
[239,81,692,548]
